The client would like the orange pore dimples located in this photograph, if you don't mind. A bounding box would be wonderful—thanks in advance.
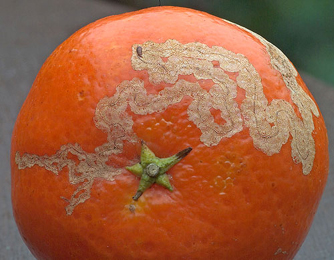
[11,6,328,260]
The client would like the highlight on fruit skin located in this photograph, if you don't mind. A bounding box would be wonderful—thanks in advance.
[11,6,328,260]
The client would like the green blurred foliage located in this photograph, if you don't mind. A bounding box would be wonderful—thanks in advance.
[113,0,334,86]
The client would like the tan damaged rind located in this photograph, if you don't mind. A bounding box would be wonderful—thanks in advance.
[15,143,121,215]
[131,39,318,174]
[15,38,318,214]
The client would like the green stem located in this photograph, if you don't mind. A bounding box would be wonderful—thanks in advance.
[126,141,192,201]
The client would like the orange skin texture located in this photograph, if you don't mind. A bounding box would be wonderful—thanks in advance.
[11,6,328,260]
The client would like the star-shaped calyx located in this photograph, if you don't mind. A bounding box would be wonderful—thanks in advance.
[126,141,192,201]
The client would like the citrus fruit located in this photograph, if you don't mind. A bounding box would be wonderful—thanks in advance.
[11,6,329,260]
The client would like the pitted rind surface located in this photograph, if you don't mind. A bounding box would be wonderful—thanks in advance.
[15,38,319,214]
[15,143,120,215]
[131,39,318,174]
[95,77,242,147]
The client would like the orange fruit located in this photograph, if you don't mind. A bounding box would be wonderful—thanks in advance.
[11,6,329,260]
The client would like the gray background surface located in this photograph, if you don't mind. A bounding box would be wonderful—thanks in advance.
[1,0,333,259]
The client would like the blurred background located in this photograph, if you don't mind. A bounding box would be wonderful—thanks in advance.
[1,0,333,259]
[113,0,334,87]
